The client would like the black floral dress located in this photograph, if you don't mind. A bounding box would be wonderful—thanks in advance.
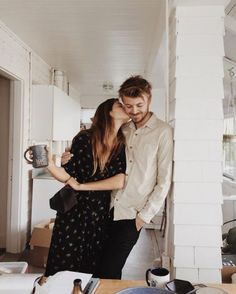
[45,131,126,276]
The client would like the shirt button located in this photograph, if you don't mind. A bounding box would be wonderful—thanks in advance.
[115,198,118,201]
[135,134,138,136]
[129,146,132,149]
[129,160,133,163]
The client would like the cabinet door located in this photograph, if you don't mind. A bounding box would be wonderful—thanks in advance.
[53,87,80,140]
[31,86,54,141]
[31,85,80,141]
[31,179,63,230]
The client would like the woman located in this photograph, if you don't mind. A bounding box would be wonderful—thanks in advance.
[44,98,129,276]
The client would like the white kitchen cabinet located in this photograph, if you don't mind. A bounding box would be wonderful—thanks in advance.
[31,85,80,141]
[31,178,64,230]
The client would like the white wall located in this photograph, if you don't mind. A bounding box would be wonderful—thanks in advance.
[150,88,166,121]
[0,19,52,251]
[80,93,117,108]
[0,19,80,252]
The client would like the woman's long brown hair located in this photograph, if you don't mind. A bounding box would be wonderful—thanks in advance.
[89,98,125,174]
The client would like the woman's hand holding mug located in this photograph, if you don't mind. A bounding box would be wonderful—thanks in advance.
[24,145,48,168]
[61,147,73,166]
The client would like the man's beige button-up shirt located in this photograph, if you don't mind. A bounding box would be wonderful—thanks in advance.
[111,113,173,224]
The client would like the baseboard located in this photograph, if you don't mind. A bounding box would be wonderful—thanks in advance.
[0,248,6,260]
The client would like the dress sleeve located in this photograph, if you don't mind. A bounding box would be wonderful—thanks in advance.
[63,132,91,178]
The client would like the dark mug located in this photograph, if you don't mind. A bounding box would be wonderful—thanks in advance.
[24,145,48,168]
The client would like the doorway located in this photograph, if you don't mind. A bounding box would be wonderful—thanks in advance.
[0,68,24,254]
[0,75,10,253]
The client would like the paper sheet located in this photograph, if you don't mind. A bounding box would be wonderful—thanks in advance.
[0,271,92,294]
[35,271,92,294]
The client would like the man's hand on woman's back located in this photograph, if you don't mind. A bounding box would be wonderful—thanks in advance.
[61,147,73,166]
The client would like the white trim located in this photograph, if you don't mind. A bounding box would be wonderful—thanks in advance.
[6,79,24,253]
[225,15,236,34]
[170,0,230,7]
[225,0,236,15]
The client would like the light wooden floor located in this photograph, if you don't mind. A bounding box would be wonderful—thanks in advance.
[1,228,165,280]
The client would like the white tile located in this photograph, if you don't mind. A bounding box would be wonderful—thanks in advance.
[175,268,198,283]
[173,161,222,182]
[173,183,222,204]
[195,247,222,268]
[198,269,222,283]
[174,225,222,247]
[174,141,222,161]
[176,36,224,56]
[170,77,224,101]
[176,6,225,17]
[174,119,223,140]
[176,17,224,35]
[175,56,224,78]
[170,99,223,120]
[174,204,222,225]
[174,246,194,267]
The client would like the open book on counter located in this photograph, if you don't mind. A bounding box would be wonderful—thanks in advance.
[0,270,100,294]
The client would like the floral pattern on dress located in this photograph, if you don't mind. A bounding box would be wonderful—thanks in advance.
[45,131,126,276]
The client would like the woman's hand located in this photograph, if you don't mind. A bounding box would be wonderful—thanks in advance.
[67,177,81,191]
[61,147,73,166]
[46,146,54,167]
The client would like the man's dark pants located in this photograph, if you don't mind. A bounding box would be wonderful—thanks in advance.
[96,209,141,279]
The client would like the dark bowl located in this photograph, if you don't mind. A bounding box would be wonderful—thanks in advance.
[116,287,171,294]
[165,279,195,294]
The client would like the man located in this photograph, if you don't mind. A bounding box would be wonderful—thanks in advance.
[62,75,173,279]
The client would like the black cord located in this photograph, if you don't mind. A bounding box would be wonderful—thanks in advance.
[227,2,236,15]
[223,218,236,225]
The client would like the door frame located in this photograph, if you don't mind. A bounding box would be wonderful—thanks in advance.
[0,68,24,253]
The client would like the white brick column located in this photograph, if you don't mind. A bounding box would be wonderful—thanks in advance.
[168,1,229,283]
